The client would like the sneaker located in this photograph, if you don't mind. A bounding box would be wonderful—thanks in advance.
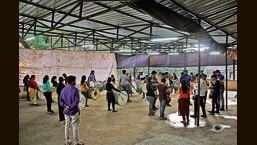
[85,105,90,107]
[107,109,111,111]
[48,110,54,113]
[148,112,155,116]
[190,115,196,118]
[159,116,167,120]
[214,111,220,114]
[112,110,118,112]
[220,108,225,111]
[207,110,214,113]
[201,115,207,118]
[127,100,132,103]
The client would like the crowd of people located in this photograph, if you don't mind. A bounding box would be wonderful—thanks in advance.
[21,68,226,144]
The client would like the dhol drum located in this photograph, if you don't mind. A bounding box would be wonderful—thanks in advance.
[88,88,100,100]
[114,91,128,106]
[89,81,95,88]
[102,80,107,90]
[94,81,104,91]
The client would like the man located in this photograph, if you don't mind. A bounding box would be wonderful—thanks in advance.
[119,70,132,102]
[216,70,225,111]
[190,74,207,118]
[180,69,191,87]
[149,71,158,110]
[59,75,84,145]
[208,75,220,115]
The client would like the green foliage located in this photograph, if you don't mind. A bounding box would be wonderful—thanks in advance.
[25,35,50,49]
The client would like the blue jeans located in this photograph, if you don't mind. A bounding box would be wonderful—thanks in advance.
[122,84,130,101]
[146,96,155,113]
[219,87,224,109]
[159,99,166,117]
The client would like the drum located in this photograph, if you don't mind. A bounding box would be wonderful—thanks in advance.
[88,88,100,100]
[114,91,128,106]
[89,81,95,88]
[94,81,104,91]
[102,80,107,90]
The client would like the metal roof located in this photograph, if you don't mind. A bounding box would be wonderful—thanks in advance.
[19,0,237,54]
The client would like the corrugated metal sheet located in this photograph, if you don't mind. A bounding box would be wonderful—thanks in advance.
[19,0,237,53]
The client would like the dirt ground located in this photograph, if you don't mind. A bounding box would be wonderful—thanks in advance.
[19,89,237,145]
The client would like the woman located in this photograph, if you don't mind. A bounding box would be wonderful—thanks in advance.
[42,75,55,113]
[171,73,180,93]
[56,76,66,121]
[80,75,89,107]
[51,76,58,87]
[106,77,121,112]
[177,79,191,126]
[28,75,40,106]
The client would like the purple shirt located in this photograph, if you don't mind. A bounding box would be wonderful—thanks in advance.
[59,84,80,116]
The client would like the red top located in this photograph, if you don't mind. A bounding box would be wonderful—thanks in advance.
[179,87,190,98]
[157,83,168,100]
[28,80,39,90]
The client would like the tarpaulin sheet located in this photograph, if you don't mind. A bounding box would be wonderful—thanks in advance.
[115,53,149,68]
[19,49,117,86]
[115,52,235,68]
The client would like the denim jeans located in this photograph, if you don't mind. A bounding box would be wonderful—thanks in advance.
[64,111,80,145]
[122,84,130,101]
[146,96,155,113]
[159,99,166,117]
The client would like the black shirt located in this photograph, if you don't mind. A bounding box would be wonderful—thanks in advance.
[106,82,120,93]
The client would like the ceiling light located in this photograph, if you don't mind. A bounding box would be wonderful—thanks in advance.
[151,37,179,42]
[209,51,221,55]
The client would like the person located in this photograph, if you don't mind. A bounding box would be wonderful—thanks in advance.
[190,74,207,118]
[208,75,220,115]
[51,76,58,87]
[171,72,179,93]
[119,70,132,102]
[23,74,30,101]
[149,71,158,110]
[136,72,146,99]
[177,79,191,126]
[106,77,121,112]
[63,73,68,85]
[80,75,89,107]
[56,76,66,122]
[157,78,169,120]
[28,75,40,106]
[88,70,96,87]
[59,75,84,145]
[42,75,55,113]
[164,72,173,107]
[110,74,116,84]
[146,77,156,116]
[180,69,191,87]
[216,69,225,111]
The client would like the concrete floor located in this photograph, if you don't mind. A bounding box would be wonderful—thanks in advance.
[19,90,237,145]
